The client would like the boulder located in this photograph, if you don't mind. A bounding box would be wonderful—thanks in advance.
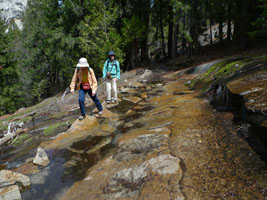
[139,69,152,79]
[209,84,245,112]
[33,147,50,167]
[68,116,98,132]
[92,108,119,118]
[0,185,21,200]
[41,116,98,150]
[0,170,30,188]
[106,154,182,199]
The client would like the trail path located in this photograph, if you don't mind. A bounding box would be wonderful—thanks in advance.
[59,67,267,200]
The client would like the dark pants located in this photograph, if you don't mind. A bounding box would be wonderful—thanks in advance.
[79,88,103,116]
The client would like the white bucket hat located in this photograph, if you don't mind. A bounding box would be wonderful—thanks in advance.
[77,57,89,68]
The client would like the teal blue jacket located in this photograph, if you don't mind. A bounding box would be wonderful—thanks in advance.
[103,59,120,79]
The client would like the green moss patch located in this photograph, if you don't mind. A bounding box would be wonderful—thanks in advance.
[43,121,67,136]
[189,59,246,91]
[12,133,32,147]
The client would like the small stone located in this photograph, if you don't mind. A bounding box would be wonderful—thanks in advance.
[124,122,134,128]
[84,176,93,181]
[140,93,148,99]
[0,185,21,200]
[132,82,144,88]
[33,147,50,167]
[123,96,142,104]
[133,106,144,110]
[125,110,136,117]
[66,147,84,154]
[64,160,77,168]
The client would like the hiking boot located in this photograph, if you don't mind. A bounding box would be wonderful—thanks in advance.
[79,115,85,120]
[98,111,103,115]
[111,99,116,104]
[107,100,111,104]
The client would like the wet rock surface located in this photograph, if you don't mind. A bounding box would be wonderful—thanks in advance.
[0,170,30,200]
[0,170,30,187]
[0,62,266,199]
[0,185,21,200]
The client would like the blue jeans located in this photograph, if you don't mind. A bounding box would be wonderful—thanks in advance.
[79,88,103,116]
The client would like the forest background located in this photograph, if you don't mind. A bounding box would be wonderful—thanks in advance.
[0,0,266,115]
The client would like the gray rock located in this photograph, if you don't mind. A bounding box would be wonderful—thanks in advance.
[144,154,180,175]
[139,69,152,79]
[106,154,181,198]
[0,185,21,200]
[109,165,147,192]
[33,147,50,167]
[0,170,30,188]
[114,134,169,161]
[0,0,28,29]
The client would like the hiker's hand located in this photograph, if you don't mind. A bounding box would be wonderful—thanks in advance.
[71,90,74,94]
[92,92,96,96]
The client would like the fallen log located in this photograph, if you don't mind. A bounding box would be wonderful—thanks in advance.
[0,128,28,146]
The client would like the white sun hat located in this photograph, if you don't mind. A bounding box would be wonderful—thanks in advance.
[77,57,90,68]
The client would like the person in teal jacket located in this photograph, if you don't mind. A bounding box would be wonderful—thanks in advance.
[103,51,120,103]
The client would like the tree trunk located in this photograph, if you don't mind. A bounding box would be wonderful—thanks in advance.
[168,5,173,58]
[140,0,150,62]
[209,20,213,45]
[227,2,232,41]
[219,21,223,45]
[188,0,195,56]
[0,128,27,146]
[233,0,254,49]
[181,11,186,54]
[131,40,139,68]
[172,21,179,58]
[160,16,166,59]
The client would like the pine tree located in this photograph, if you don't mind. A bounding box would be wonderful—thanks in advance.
[78,0,125,75]
[0,19,24,115]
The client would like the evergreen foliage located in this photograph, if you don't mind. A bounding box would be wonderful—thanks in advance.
[0,19,24,115]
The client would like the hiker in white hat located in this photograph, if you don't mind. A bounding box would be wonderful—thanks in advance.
[70,57,103,120]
